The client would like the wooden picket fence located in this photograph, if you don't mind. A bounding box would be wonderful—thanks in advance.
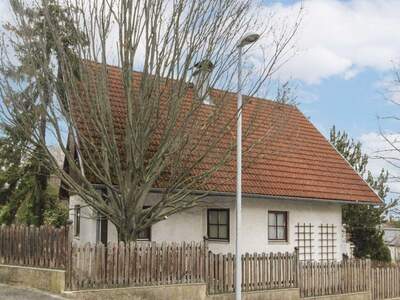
[65,241,207,290]
[207,252,298,294]
[0,224,67,269]
[371,264,400,300]
[299,259,370,298]
[2,223,400,299]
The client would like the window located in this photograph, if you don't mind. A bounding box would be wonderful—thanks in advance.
[268,211,288,241]
[207,209,229,241]
[74,205,81,237]
[96,213,108,244]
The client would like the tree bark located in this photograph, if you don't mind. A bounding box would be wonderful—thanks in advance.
[34,74,51,226]
[117,226,138,243]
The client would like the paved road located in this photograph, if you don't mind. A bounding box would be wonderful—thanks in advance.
[0,284,67,300]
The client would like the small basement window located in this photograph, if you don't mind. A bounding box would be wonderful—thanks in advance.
[268,211,288,241]
[137,227,151,241]
[207,209,229,241]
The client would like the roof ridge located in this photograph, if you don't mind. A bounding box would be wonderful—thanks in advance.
[82,59,296,110]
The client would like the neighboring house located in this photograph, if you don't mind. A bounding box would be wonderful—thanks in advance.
[383,224,400,262]
[66,63,382,262]
[49,145,65,189]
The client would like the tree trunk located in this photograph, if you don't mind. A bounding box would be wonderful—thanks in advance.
[117,223,138,243]
[34,75,51,226]
[33,148,49,226]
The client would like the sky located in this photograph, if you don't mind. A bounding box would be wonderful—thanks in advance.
[256,0,400,196]
[1,0,400,196]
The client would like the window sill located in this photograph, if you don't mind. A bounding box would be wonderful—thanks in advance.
[268,240,289,245]
[207,239,230,243]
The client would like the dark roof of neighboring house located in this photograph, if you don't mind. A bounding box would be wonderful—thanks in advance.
[71,63,382,205]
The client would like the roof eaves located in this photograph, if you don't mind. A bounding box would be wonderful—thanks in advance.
[150,187,381,205]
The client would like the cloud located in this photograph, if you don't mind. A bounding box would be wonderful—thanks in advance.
[343,68,361,81]
[269,0,400,84]
[3,0,400,87]
[359,132,400,194]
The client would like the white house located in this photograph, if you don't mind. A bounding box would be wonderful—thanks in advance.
[383,224,400,262]
[66,63,382,262]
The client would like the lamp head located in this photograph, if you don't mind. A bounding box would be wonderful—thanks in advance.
[238,33,260,48]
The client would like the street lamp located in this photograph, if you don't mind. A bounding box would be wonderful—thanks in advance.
[235,32,260,300]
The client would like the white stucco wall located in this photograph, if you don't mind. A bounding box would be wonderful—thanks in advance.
[69,195,98,243]
[69,193,344,261]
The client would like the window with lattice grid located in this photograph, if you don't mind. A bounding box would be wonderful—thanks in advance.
[295,223,314,261]
[268,211,288,241]
[319,224,336,261]
[207,209,229,241]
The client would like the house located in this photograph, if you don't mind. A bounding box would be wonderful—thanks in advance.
[383,224,400,261]
[66,62,382,262]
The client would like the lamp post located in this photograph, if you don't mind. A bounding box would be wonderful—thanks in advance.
[236,33,260,300]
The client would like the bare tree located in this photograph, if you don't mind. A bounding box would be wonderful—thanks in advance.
[371,67,400,217]
[0,0,301,241]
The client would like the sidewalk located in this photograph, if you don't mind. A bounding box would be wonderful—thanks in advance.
[0,284,66,300]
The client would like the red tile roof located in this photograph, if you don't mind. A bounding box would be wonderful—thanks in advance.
[72,64,382,205]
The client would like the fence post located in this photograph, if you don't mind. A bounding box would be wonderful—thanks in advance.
[366,259,371,298]
[294,247,300,288]
[64,221,73,290]
[204,239,209,290]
